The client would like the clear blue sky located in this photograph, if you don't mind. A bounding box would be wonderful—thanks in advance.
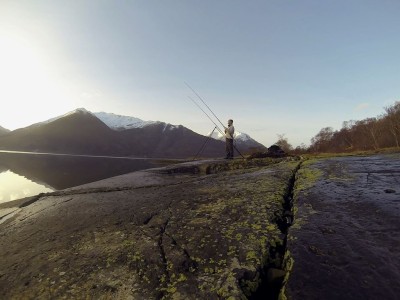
[1,0,399,147]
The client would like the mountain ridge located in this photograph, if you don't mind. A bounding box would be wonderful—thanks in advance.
[95,111,263,146]
[94,111,158,130]
[0,108,266,158]
[0,126,10,136]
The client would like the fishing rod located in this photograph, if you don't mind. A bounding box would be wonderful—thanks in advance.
[187,96,224,136]
[185,82,225,129]
[185,83,245,159]
[193,126,217,160]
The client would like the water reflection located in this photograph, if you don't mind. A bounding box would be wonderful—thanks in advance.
[0,151,180,204]
[0,170,53,203]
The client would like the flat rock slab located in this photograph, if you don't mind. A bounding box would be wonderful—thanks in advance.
[0,158,299,299]
[284,154,400,300]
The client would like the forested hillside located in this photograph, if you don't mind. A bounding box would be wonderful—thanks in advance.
[274,101,400,154]
[309,101,400,153]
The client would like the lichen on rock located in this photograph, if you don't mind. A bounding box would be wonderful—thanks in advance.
[0,157,301,299]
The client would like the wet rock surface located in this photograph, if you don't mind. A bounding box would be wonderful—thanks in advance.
[0,157,299,299]
[284,154,400,300]
[1,153,399,299]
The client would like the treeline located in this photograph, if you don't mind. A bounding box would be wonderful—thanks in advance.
[277,101,400,154]
[309,101,400,153]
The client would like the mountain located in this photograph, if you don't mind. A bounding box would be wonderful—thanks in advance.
[0,126,10,136]
[209,130,266,151]
[93,111,157,130]
[0,109,120,155]
[0,109,266,158]
[117,122,224,158]
[96,111,266,152]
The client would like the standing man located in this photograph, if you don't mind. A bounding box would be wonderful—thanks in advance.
[225,119,235,159]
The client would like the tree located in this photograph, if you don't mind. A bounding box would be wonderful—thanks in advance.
[306,101,400,153]
[293,143,309,154]
[340,120,357,150]
[310,127,335,152]
[357,118,381,150]
[384,101,400,148]
[275,134,293,153]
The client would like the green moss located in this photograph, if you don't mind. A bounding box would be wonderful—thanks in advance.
[251,224,262,230]
[127,251,143,263]
[294,165,323,197]
[165,285,177,294]
[246,250,259,263]
[279,251,294,300]
[228,246,237,256]
[167,261,174,271]
[106,256,116,267]
[241,276,261,297]
[159,274,167,283]
[177,273,187,282]
[155,159,303,298]
[217,287,230,297]
[122,240,135,247]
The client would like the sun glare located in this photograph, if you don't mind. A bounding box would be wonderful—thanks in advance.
[0,32,72,130]
[0,170,53,203]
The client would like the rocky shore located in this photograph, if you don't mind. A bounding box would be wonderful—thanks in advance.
[283,153,400,300]
[0,153,399,299]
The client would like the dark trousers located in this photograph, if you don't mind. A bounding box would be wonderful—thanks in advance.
[226,138,234,158]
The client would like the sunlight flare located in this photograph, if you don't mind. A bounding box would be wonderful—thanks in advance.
[0,32,73,129]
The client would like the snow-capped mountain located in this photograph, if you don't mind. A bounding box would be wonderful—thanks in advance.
[208,129,266,150]
[95,111,263,148]
[38,108,93,126]
[94,112,158,130]
[208,130,252,142]
[40,109,259,144]
[0,108,266,157]
[39,109,158,131]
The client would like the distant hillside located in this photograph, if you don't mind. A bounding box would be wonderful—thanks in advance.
[0,110,223,158]
[0,126,10,136]
[0,110,119,154]
[0,109,266,158]
[97,111,267,154]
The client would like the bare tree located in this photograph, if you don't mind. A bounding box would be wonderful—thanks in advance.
[293,143,309,154]
[310,127,335,152]
[357,118,381,150]
[340,120,357,150]
[307,102,400,153]
[384,101,400,148]
[275,134,293,153]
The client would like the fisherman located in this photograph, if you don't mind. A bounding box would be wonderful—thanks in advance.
[224,119,235,159]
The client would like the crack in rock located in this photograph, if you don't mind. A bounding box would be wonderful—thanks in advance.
[250,161,302,299]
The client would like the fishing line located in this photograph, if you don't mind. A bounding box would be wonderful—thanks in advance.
[187,96,224,136]
[185,82,245,159]
[184,82,226,129]
[193,126,217,160]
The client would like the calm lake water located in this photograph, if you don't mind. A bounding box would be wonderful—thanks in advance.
[0,151,181,204]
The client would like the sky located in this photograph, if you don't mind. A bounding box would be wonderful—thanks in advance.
[0,0,399,147]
